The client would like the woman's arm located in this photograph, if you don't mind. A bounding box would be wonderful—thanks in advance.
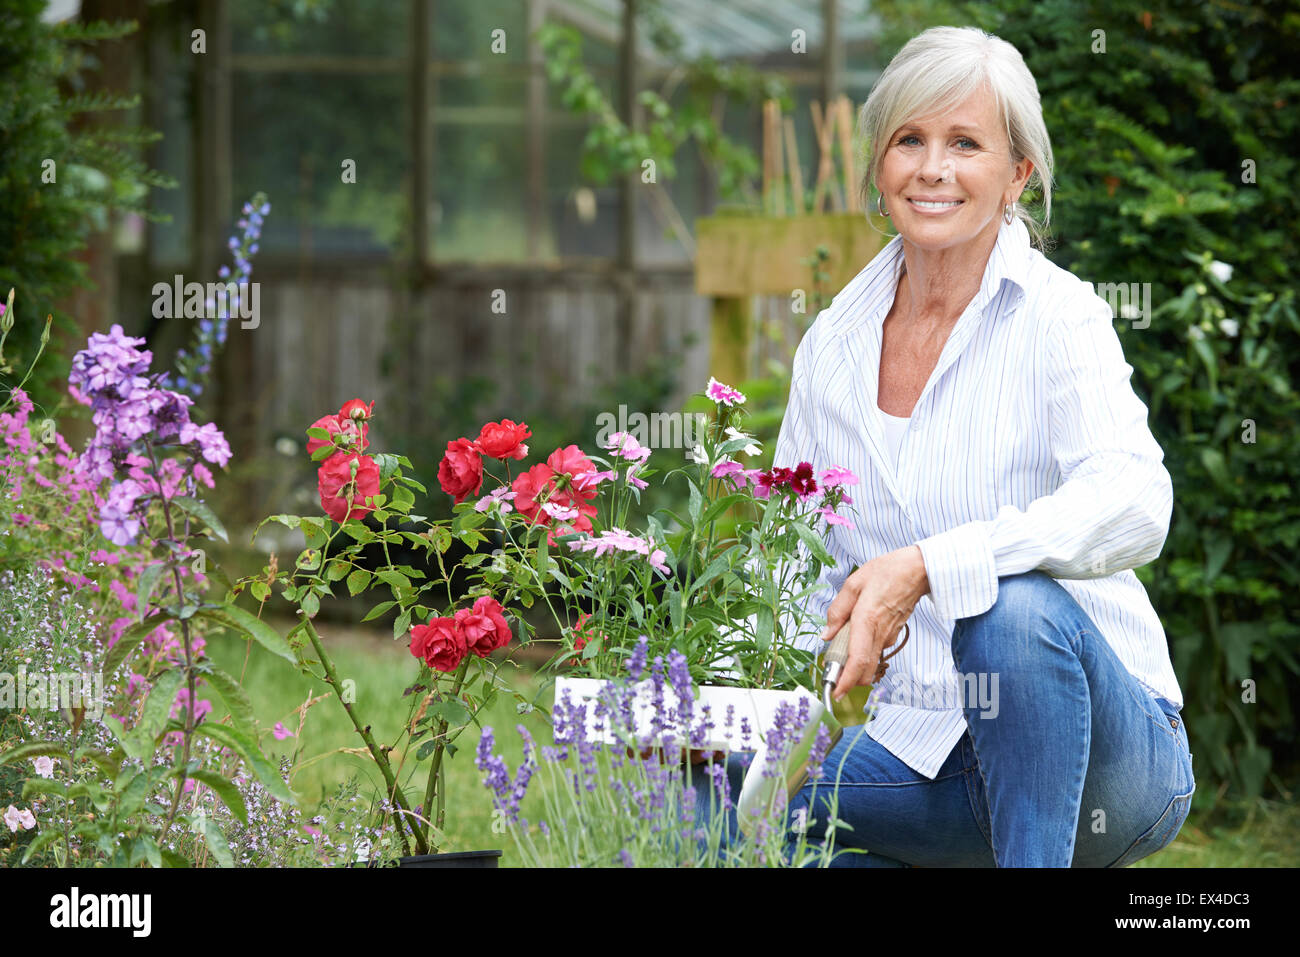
[914,293,1174,623]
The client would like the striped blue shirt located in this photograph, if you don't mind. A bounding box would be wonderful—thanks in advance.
[775,217,1182,779]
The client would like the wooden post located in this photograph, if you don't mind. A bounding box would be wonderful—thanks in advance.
[768,100,785,217]
[709,295,753,389]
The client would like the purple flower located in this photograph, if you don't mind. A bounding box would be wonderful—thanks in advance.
[807,723,833,781]
[705,761,733,812]
[627,635,649,682]
[476,728,512,802]
[180,421,232,467]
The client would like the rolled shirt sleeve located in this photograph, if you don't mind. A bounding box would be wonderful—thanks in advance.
[915,293,1174,623]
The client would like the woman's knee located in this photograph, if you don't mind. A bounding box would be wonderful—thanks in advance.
[951,570,1083,667]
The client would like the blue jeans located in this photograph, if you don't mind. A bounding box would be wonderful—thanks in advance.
[695,570,1195,867]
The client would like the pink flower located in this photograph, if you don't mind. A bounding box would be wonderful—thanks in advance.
[474,487,517,513]
[705,377,746,407]
[541,501,579,521]
[710,460,745,481]
[4,805,36,832]
[572,469,616,491]
[817,506,855,530]
[272,722,295,740]
[32,756,55,778]
[625,465,648,490]
[604,431,652,463]
[818,466,859,487]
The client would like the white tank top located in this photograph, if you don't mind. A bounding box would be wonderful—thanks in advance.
[878,406,911,469]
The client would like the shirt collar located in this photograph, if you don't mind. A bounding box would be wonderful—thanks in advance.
[826,216,1032,338]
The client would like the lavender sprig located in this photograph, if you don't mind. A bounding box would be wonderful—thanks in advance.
[171,192,270,400]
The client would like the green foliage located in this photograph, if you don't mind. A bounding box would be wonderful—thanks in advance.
[0,0,175,410]
[536,0,783,205]
[867,0,1300,804]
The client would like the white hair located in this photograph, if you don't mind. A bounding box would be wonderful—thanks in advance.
[857,26,1054,248]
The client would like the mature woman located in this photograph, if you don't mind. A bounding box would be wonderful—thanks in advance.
[754,26,1192,868]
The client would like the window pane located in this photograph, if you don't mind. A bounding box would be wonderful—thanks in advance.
[148,28,195,267]
[231,0,411,58]
[232,72,410,255]
[431,75,528,262]
[545,118,620,262]
[432,0,529,64]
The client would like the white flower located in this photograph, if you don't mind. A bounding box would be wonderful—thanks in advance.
[724,426,762,457]
[1188,326,1206,340]
[689,444,709,465]
[32,756,54,778]
[1218,318,1239,337]
[1208,260,1234,283]
[1118,302,1140,320]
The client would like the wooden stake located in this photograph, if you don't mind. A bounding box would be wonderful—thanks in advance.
[762,99,774,216]
[837,95,857,212]
[770,100,786,217]
[810,99,839,214]
[783,114,803,216]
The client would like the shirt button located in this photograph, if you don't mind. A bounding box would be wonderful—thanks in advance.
[1169,718,1179,728]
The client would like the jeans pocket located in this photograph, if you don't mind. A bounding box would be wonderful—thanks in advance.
[1108,782,1195,868]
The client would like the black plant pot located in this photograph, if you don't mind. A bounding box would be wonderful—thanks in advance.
[397,849,502,868]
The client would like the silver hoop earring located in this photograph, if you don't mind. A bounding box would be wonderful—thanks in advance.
[1003,204,1015,225]
[877,193,889,217]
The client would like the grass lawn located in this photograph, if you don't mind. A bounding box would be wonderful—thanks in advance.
[207,620,1299,867]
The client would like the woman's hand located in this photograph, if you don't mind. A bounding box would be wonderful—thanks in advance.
[818,545,930,700]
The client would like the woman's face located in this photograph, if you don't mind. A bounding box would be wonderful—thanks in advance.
[877,84,1033,253]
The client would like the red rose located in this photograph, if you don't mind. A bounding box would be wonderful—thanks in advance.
[475,419,531,461]
[339,398,374,424]
[306,409,368,457]
[546,444,596,481]
[571,612,607,652]
[317,453,381,522]
[511,463,555,524]
[410,617,467,672]
[437,437,483,504]
[456,596,513,658]
[305,415,342,457]
[512,460,599,545]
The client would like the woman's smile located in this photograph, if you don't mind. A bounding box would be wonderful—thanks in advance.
[908,197,965,213]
